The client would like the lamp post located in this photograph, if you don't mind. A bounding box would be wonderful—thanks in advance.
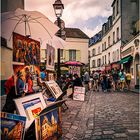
[53,0,64,81]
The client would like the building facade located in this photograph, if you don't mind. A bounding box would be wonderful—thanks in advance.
[89,0,139,88]
[54,28,89,74]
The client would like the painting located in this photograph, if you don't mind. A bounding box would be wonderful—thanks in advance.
[13,65,40,94]
[14,93,46,129]
[46,44,55,71]
[73,86,85,101]
[0,112,26,140]
[46,81,62,99]
[13,32,40,65]
[69,66,80,77]
[35,107,62,140]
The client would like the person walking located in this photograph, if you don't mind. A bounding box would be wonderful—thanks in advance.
[125,70,132,90]
[119,69,126,91]
[92,71,99,92]
[83,70,90,94]
[112,70,119,91]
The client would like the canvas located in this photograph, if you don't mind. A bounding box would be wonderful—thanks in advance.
[46,81,63,99]
[73,86,85,101]
[46,44,55,71]
[35,107,62,140]
[0,112,26,140]
[13,32,40,65]
[13,65,40,94]
[14,93,46,129]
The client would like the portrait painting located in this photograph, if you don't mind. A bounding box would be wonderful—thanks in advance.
[13,32,40,65]
[0,112,26,140]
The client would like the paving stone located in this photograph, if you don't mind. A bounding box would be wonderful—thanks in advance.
[127,129,139,134]
[71,125,78,130]
[114,133,128,138]
[91,135,102,140]
[65,133,73,139]
[93,131,102,136]
[103,130,115,135]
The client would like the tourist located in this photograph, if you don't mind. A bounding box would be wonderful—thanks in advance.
[119,69,126,91]
[83,70,90,93]
[125,70,132,90]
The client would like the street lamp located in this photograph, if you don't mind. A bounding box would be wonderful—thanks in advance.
[53,0,64,81]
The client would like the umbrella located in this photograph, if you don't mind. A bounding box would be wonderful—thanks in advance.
[65,61,84,66]
[1,8,59,48]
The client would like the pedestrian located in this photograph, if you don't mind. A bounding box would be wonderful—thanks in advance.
[119,69,126,91]
[92,71,99,92]
[83,70,90,93]
[112,69,119,91]
[40,68,46,82]
[125,70,132,90]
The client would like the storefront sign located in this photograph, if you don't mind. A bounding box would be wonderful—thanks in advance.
[73,86,85,101]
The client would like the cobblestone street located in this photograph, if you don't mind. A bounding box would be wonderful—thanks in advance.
[61,91,139,140]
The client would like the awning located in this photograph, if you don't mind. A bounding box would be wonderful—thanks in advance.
[120,55,133,64]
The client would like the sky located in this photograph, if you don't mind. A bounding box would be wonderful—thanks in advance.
[25,0,113,38]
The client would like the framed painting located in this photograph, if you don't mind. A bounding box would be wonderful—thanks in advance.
[13,32,40,65]
[46,81,63,99]
[14,93,46,129]
[0,112,26,140]
[46,44,55,71]
[35,107,62,140]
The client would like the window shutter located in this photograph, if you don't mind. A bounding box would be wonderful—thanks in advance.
[65,50,69,61]
[76,50,81,61]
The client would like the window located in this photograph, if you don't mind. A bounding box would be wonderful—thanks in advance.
[102,43,104,51]
[92,49,96,56]
[105,55,106,64]
[117,49,119,60]
[102,56,104,65]
[113,6,115,19]
[108,36,110,47]
[112,51,115,61]
[97,59,101,67]
[98,46,100,54]
[69,50,76,61]
[104,42,106,50]
[108,53,110,63]
[113,32,115,43]
[116,0,119,15]
[92,60,96,68]
[117,27,119,41]
[60,49,63,58]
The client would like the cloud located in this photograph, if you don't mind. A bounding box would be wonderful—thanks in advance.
[25,0,113,37]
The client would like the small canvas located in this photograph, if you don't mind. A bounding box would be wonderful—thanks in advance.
[14,93,46,129]
[73,86,85,101]
[0,112,26,140]
[46,81,63,99]
[35,107,62,140]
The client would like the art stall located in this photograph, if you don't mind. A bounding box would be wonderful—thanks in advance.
[1,33,65,140]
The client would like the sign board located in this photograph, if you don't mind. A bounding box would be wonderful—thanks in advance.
[73,86,85,101]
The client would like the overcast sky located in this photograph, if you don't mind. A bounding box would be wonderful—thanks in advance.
[25,0,113,38]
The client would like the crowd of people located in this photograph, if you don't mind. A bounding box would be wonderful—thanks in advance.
[91,69,132,92]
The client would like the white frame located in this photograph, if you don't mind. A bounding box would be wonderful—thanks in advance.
[46,81,63,99]
[14,93,46,129]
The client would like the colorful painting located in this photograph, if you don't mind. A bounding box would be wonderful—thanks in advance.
[46,81,62,99]
[35,108,62,140]
[69,66,80,77]
[14,93,46,129]
[22,98,44,121]
[46,44,55,71]
[13,65,40,94]
[0,112,26,140]
[13,32,40,65]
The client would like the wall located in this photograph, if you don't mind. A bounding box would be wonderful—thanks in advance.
[54,38,89,64]
[1,0,24,13]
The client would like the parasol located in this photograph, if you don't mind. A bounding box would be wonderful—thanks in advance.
[64,61,84,66]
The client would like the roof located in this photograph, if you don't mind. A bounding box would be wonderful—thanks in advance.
[64,28,89,39]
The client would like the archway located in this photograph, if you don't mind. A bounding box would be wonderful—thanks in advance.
[134,53,140,88]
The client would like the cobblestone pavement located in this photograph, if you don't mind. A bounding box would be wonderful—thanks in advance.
[61,90,139,140]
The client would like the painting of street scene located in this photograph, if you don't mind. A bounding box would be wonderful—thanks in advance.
[13,32,40,65]
[0,112,26,140]
[35,108,62,140]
